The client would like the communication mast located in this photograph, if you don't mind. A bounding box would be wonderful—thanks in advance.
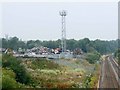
[59,10,67,53]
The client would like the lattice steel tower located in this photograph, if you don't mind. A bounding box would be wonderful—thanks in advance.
[59,10,67,53]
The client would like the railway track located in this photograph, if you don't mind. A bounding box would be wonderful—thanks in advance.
[109,56,120,80]
[99,56,119,89]
[109,56,120,88]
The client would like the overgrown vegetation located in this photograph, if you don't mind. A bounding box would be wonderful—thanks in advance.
[114,48,120,64]
[2,68,24,88]
[82,64,100,88]
[86,51,101,64]
[2,53,99,88]
[30,59,61,70]
[2,54,33,88]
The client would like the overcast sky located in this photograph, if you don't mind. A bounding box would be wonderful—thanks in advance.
[1,2,118,41]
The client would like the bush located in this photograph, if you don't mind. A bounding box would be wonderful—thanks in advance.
[114,49,120,59]
[2,68,23,88]
[2,54,31,84]
[86,52,101,64]
[2,68,15,78]
[89,76,97,88]
[82,63,100,88]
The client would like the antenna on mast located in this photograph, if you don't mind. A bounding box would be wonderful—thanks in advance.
[59,10,67,53]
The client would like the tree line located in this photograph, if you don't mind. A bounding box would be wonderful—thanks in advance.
[1,36,119,54]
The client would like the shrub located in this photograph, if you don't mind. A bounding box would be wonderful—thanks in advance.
[2,54,31,84]
[2,68,23,88]
[86,52,101,64]
[89,76,97,88]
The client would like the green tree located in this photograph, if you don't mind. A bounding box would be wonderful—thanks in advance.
[78,38,90,52]
[1,36,118,54]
